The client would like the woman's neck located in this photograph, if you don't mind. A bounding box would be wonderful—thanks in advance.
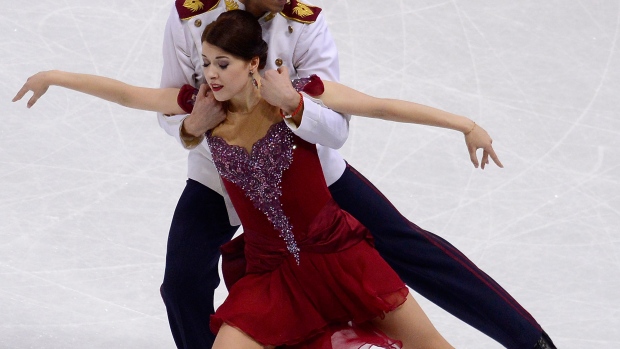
[227,84,262,114]
[213,96,281,154]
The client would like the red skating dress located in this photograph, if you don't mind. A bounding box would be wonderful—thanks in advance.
[206,121,408,348]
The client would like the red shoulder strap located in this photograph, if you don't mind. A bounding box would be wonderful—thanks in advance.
[280,0,321,23]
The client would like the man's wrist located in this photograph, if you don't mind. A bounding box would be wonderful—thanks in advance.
[280,91,302,115]
[180,116,204,149]
[181,115,201,138]
[280,92,304,119]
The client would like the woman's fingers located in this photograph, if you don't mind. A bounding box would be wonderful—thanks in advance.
[12,85,29,102]
[486,144,503,168]
[469,144,480,168]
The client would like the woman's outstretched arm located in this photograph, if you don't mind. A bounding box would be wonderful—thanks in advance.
[318,80,503,169]
[13,70,185,116]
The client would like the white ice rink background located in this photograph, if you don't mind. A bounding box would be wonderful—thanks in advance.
[1,0,619,348]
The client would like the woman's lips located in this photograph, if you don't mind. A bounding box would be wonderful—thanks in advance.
[210,84,223,92]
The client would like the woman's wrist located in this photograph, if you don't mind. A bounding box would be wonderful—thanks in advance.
[464,121,477,135]
[45,70,60,86]
[452,115,475,134]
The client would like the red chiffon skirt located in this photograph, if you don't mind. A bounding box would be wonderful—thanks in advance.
[212,203,408,348]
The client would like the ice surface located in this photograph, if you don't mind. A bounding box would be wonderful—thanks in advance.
[1,0,619,348]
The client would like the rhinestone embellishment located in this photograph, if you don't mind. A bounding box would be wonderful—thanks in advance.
[207,122,300,264]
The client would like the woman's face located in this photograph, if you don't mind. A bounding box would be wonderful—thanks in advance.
[201,42,252,102]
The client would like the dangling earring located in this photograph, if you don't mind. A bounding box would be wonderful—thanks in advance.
[250,71,258,89]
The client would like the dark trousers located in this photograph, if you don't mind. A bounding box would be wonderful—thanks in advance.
[161,165,543,349]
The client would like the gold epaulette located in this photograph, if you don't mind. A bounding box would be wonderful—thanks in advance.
[176,0,220,20]
[280,0,322,24]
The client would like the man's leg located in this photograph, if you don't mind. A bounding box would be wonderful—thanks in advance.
[329,165,552,349]
[161,179,239,349]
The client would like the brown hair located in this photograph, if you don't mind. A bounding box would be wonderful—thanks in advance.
[201,10,268,69]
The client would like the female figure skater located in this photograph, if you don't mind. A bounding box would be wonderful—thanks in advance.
[13,10,510,349]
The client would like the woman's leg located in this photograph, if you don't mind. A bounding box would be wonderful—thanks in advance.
[329,165,547,348]
[372,294,454,349]
[212,323,269,349]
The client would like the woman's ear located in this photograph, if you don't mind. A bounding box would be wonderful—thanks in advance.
[250,56,260,71]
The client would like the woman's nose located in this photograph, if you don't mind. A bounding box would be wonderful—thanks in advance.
[203,66,216,79]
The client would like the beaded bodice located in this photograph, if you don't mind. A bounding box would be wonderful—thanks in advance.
[207,122,301,264]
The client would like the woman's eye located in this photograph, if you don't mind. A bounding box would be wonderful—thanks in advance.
[202,62,210,68]
[219,63,229,69]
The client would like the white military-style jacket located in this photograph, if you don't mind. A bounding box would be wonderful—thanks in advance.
[159,0,348,225]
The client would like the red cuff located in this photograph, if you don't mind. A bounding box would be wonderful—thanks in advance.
[177,84,199,114]
[291,74,325,97]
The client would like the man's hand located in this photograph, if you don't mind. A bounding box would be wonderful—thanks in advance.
[181,84,226,138]
[260,67,300,114]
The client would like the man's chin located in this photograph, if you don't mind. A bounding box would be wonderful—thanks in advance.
[274,0,287,11]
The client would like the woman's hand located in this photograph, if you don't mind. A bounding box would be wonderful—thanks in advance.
[464,123,503,169]
[12,71,53,108]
